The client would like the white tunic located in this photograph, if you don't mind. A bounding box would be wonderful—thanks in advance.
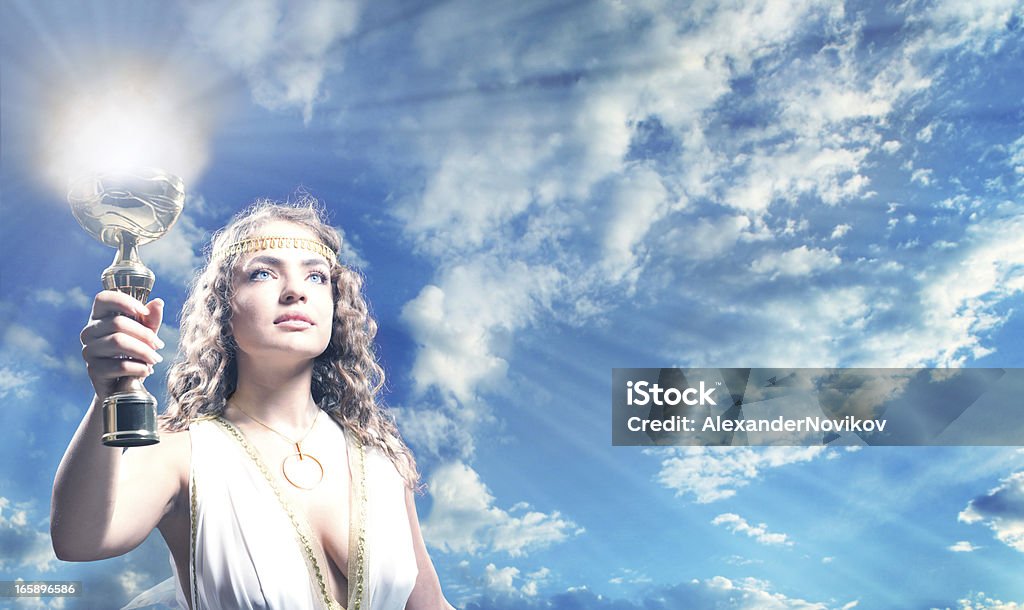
[122,415,419,610]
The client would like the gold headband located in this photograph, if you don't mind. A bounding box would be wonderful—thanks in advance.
[214,236,338,263]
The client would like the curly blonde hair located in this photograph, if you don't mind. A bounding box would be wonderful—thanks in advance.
[160,198,420,490]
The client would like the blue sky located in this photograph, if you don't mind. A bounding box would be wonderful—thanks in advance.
[2,0,1024,608]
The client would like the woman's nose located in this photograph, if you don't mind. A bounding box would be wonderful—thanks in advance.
[280,275,307,303]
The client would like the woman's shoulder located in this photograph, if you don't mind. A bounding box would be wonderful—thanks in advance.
[150,427,192,467]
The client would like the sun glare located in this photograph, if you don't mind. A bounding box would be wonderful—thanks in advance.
[43,73,210,195]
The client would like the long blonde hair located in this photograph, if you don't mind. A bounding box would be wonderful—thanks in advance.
[160,198,420,490]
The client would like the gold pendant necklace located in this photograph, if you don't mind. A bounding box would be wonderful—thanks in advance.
[233,402,324,490]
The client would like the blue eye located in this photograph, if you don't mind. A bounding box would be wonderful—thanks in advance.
[309,272,329,284]
[249,269,272,281]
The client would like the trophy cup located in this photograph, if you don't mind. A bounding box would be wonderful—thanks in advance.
[67,168,185,447]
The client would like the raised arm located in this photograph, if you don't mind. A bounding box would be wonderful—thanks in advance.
[50,291,185,561]
[404,488,457,610]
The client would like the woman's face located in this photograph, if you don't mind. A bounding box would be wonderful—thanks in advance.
[229,220,335,366]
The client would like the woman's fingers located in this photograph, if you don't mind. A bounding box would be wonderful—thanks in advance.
[90,290,150,321]
[82,312,164,352]
[82,332,163,366]
[142,298,165,337]
[85,356,156,381]
[81,291,168,397]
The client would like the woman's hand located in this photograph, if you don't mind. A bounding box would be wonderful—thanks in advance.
[80,290,165,399]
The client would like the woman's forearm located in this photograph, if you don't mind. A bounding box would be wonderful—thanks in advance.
[50,395,123,561]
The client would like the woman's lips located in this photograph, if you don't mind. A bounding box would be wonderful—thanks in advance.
[274,313,314,325]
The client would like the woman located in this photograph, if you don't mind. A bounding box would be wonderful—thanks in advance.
[51,200,455,609]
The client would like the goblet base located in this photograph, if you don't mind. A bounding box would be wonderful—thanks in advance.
[102,391,160,447]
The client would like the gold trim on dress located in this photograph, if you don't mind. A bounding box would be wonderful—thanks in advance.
[344,415,369,610]
[189,438,199,610]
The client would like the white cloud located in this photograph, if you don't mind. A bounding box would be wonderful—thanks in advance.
[334,225,369,269]
[881,213,1024,367]
[1009,135,1024,184]
[652,446,826,503]
[917,123,935,143]
[665,214,758,261]
[911,168,934,186]
[521,567,551,597]
[185,0,360,123]
[478,563,552,599]
[143,208,207,287]
[608,567,652,585]
[33,287,90,309]
[0,366,37,399]
[830,224,852,240]
[712,513,793,546]
[948,540,981,552]
[702,575,835,609]
[2,325,61,370]
[959,471,1024,552]
[954,592,1024,610]
[917,0,1022,53]
[750,245,841,279]
[599,164,674,286]
[401,258,561,404]
[0,497,58,572]
[392,405,476,462]
[421,461,582,557]
[483,563,519,595]
[118,570,149,599]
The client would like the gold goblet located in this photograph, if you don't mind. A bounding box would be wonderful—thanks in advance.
[68,168,185,447]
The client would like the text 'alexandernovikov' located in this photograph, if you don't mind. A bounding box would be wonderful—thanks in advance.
[612,367,1024,447]
[626,414,887,434]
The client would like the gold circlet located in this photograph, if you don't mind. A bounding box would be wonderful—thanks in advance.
[232,402,324,490]
[213,236,338,264]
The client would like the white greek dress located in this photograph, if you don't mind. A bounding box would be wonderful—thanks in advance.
[122,415,419,610]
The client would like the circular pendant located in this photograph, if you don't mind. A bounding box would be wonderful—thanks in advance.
[282,452,324,490]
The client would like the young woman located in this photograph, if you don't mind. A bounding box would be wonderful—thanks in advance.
[51,201,454,609]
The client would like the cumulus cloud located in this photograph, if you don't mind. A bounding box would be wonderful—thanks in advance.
[143,208,208,287]
[1009,135,1024,185]
[185,0,360,123]
[959,471,1024,552]
[401,258,561,405]
[652,446,826,503]
[2,324,62,372]
[869,213,1024,367]
[462,573,850,610]
[483,563,519,595]
[663,214,759,261]
[421,461,583,557]
[830,224,852,240]
[948,540,981,552]
[712,513,793,546]
[750,245,841,279]
[392,405,477,463]
[0,497,58,572]
[953,592,1024,610]
[916,0,1022,53]
[33,287,90,309]
[0,366,37,399]
[598,164,674,285]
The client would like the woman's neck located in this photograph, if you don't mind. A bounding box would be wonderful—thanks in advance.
[229,353,319,429]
